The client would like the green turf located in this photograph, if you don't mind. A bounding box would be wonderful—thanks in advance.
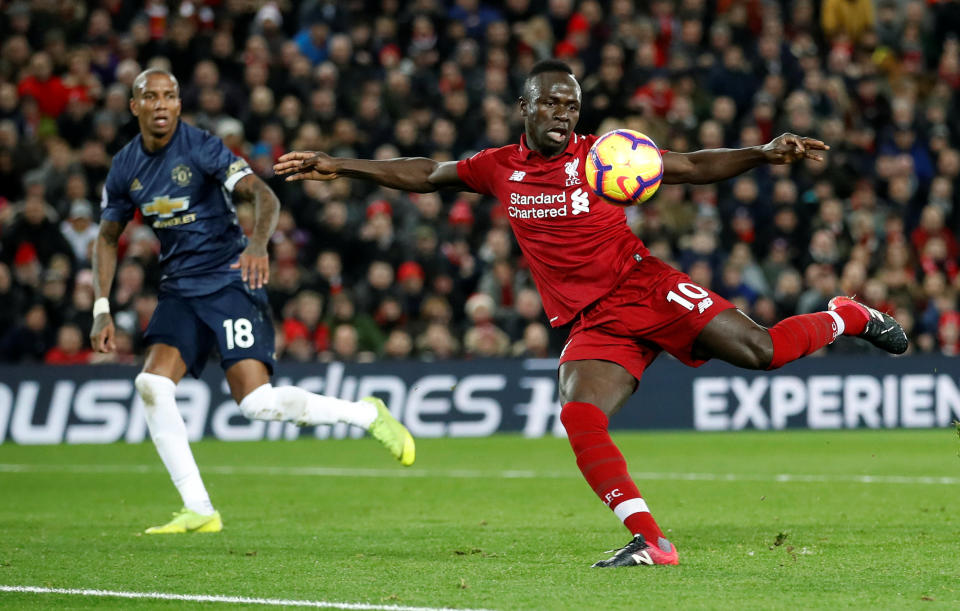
[0,430,957,610]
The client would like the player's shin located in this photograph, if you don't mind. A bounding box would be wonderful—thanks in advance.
[135,372,215,515]
[560,401,666,543]
[766,307,867,369]
[239,384,377,428]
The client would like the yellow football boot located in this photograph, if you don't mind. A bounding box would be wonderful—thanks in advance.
[362,396,415,466]
[145,508,222,534]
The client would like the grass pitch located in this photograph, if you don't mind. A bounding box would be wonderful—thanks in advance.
[0,429,957,610]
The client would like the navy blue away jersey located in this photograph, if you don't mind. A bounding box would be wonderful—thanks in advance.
[101,121,253,297]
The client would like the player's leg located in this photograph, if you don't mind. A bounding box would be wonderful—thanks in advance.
[223,358,414,466]
[224,357,374,426]
[137,291,222,534]
[692,296,906,369]
[558,359,679,566]
[209,281,415,465]
[137,343,222,534]
[557,256,734,566]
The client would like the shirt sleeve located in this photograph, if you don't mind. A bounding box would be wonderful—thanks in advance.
[193,130,253,192]
[99,163,136,224]
[456,148,499,196]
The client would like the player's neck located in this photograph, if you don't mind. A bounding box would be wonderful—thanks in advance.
[523,128,565,159]
[142,120,179,153]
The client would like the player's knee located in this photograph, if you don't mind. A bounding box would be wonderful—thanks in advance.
[134,372,175,409]
[238,383,282,421]
[560,401,608,432]
[742,328,774,370]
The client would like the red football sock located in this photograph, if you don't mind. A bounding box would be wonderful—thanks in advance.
[560,401,665,542]
[767,306,868,370]
[832,303,869,336]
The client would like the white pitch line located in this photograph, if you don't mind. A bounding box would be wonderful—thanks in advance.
[0,463,956,485]
[0,585,495,611]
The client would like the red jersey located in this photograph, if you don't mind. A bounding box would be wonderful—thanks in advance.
[457,133,648,327]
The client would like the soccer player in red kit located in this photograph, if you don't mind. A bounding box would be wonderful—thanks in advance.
[275,60,907,567]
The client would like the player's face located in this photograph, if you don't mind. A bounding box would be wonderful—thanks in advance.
[130,73,181,139]
[520,73,581,157]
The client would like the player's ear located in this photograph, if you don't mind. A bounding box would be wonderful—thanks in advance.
[519,96,528,118]
[129,96,139,117]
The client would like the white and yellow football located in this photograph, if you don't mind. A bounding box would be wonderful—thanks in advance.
[585,129,664,205]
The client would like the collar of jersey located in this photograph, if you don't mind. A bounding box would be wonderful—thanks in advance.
[139,120,182,156]
[517,133,579,161]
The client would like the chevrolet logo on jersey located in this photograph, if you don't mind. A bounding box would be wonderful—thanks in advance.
[143,195,190,218]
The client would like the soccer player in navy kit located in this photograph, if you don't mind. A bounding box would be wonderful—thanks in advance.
[275,60,908,566]
[91,69,414,535]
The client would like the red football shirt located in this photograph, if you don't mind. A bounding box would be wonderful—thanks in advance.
[457,133,649,327]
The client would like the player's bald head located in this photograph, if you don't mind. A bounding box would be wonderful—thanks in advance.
[132,68,180,99]
[522,60,578,101]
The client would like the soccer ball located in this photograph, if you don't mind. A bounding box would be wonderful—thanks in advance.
[585,130,663,205]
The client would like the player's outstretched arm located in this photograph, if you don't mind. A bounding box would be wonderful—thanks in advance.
[90,220,125,352]
[661,133,829,185]
[274,151,467,193]
[230,174,279,290]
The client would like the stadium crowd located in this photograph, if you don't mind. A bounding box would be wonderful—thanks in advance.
[1,0,959,366]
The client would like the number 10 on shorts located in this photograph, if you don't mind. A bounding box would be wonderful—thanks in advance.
[666,282,713,313]
[223,318,255,349]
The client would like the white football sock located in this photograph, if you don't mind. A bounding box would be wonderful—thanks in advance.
[827,310,845,339]
[239,384,378,429]
[135,372,215,516]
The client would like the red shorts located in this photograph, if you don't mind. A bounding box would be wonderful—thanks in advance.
[559,255,736,382]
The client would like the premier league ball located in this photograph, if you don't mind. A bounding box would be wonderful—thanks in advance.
[585,129,664,205]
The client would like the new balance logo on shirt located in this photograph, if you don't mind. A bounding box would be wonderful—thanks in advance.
[508,170,526,182]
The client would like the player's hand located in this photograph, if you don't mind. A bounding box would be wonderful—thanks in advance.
[762,133,829,164]
[232,244,269,289]
[273,151,339,182]
[91,313,116,353]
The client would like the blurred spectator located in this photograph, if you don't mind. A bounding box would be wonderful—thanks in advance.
[322,323,370,362]
[17,52,69,118]
[2,186,73,269]
[797,264,838,314]
[463,292,510,358]
[59,199,98,264]
[383,328,414,360]
[512,322,551,358]
[0,263,24,337]
[355,260,397,314]
[912,205,959,266]
[0,302,50,362]
[283,290,329,357]
[395,261,426,317]
[821,0,875,44]
[328,292,384,355]
[44,322,92,365]
[112,260,145,312]
[417,322,460,360]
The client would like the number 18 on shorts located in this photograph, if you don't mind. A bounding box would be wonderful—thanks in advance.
[144,279,276,377]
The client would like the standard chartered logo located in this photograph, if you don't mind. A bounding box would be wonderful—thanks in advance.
[509,192,567,206]
[508,187,590,220]
[570,188,590,215]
